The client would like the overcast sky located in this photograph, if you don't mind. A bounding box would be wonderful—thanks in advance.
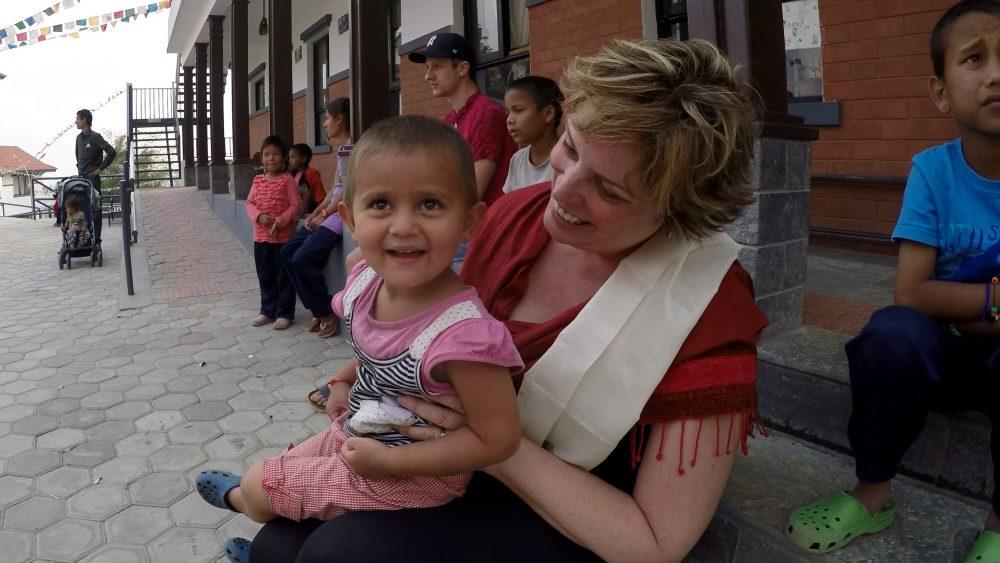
[0,1,178,176]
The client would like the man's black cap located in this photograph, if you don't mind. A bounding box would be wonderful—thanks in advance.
[407,32,476,65]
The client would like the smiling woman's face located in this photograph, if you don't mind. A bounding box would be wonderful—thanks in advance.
[544,121,663,258]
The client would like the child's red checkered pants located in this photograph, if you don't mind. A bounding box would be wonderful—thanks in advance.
[261,417,470,521]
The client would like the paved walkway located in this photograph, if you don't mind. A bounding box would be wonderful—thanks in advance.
[0,187,353,562]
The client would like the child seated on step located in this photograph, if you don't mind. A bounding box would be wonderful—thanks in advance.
[62,195,89,250]
[786,2,1000,560]
[245,135,301,331]
[197,114,522,526]
[502,76,563,194]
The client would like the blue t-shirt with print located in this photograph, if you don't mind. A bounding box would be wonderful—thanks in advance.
[893,139,1000,282]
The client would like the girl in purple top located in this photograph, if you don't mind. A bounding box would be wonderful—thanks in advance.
[197,114,522,536]
[281,98,352,341]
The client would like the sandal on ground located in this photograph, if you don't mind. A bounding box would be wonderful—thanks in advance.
[306,317,321,332]
[966,530,1000,563]
[196,470,242,512]
[308,384,331,410]
[318,316,339,339]
[273,318,292,330]
[786,491,895,554]
[251,315,274,327]
[223,537,251,563]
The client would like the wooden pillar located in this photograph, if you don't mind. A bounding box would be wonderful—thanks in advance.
[209,15,227,166]
[268,0,293,143]
[181,65,195,185]
[195,42,210,190]
[350,0,391,140]
[688,0,814,141]
[230,0,251,164]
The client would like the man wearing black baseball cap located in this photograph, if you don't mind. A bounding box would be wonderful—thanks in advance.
[408,32,516,208]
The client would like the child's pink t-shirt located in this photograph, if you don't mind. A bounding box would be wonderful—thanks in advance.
[332,261,523,394]
[245,173,301,243]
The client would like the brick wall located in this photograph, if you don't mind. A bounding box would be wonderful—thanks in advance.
[814,1,955,178]
[528,0,644,81]
[399,59,453,118]
[293,94,308,145]
[249,111,269,160]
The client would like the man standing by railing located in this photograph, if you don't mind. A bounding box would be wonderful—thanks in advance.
[75,109,116,190]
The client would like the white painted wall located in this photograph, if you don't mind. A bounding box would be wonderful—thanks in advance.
[400,0,458,44]
[0,173,39,214]
[329,1,351,76]
[247,0,269,108]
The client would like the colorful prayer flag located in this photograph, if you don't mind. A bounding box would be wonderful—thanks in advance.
[43,8,54,16]
[25,17,35,26]
[0,29,7,39]
[53,24,62,32]
[15,21,26,30]
[114,11,124,19]
[16,32,26,41]
[126,8,136,17]
[41,27,51,35]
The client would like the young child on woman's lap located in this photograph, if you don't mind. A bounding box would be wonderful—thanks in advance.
[198,115,522,525]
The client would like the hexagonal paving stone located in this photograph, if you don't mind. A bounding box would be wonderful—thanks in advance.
[59,382,100,399]
[239,376,284,393]
[128,472,189,506]
[228,392,277,412]
[0,530,32,563]
[115,361,156,377]
[0,433,34,457]
[135,411,185,432]
[183,401,233,422]
[123,383,167,401]
[204,434,261,459]
[81,390,124,409]
[0,404,34,422]
[217,512,264,548]
[6,448,61,476]
[0,476,33,508]
[96,355,133,369]
[37,397,81,416]
[166,375,210,393]
[35,466,92,499]
[256,421,314,447]
[140,368,180,384]
[0,380,35,394]
[16,387,58,405]
[83,544,150,563]
[67,484,130,520]
[4,495,65,531]
[116,431,169,456]
[149,444,207,472]
[151,393,198,410]
[86,420,136,444]
[64,442,117,468]
[167,421,222,445]
[36,518,104,562]
[264,402,314,422]
[79,368,116,384]
[101,376,141,392]
[218,411,271,434]
[37,427,86,450]
[92,456,150,485]
[60,408,107,429]
[195,382,241,402]
[147,526,221,563]
[106,401,153,420]
[169,490,231,528]
[106,505,172,544]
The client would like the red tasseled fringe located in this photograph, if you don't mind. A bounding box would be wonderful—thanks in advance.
[628,404,768,473]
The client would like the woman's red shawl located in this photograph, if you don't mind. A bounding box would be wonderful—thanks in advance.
[461,184,769,470]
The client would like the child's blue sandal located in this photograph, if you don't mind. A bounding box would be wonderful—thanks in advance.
[196,470,242,512]
[223,537,251,563]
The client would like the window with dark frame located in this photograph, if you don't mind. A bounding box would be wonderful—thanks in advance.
[389,0,401,116]
[253,78,266,112]
[656,0,688,40]
[14,175,30,197]
[464,0,530,101]
[313,35,330,146]
[782,0,823,102]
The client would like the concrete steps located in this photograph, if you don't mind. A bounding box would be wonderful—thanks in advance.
[756,326,994,505]
[688,431,989,562]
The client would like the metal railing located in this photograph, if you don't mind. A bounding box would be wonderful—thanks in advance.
[132,87,177,121]
[121,83,138,296]
[2,174,124,221]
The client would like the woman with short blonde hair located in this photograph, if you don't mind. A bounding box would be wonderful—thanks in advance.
[240,38,767,563]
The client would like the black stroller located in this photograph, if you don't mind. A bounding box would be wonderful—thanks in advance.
[57,177,103,269]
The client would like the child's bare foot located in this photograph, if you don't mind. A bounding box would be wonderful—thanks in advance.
[849,481,893,516]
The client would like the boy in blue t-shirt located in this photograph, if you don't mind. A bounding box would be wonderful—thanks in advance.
[786,1,1000,559]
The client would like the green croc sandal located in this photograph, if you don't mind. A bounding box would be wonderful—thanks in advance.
[786,491,896,554]
[966,530,1000,563]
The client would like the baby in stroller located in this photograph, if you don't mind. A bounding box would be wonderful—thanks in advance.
[62,196,91,250]
[58,177,103,269]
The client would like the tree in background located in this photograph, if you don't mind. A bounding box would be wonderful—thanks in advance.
[98,130,164,190]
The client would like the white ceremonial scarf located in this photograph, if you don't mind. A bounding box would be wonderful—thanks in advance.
[516,230,741,470]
